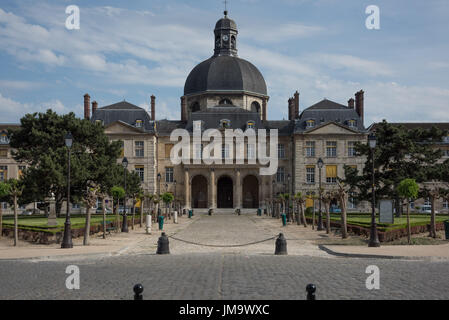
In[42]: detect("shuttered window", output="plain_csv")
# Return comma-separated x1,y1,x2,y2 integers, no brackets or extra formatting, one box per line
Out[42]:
326,165,337,184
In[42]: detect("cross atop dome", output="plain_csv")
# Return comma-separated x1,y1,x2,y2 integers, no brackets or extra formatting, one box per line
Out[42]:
214,9,238,57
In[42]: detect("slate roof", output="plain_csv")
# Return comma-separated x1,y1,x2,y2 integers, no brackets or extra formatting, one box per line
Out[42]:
215,16,237,31
295,99,366,133
91,101,154,133
184,55,267,96
369,122,449,131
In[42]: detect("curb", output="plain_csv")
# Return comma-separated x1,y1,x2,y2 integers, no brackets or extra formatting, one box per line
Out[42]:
318,244,445,261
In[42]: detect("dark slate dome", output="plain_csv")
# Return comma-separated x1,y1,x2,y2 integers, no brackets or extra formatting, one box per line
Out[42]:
215,16,237,30
184,55,268,96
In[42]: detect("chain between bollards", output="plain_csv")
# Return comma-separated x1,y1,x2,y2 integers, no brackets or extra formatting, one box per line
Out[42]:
133,284,144,300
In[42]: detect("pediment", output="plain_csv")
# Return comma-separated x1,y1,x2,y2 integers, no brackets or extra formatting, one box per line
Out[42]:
104,121,144,134
305,122,360,135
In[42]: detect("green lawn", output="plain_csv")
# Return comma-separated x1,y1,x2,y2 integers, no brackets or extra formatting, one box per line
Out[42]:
1,214,141,233
307,213,449,232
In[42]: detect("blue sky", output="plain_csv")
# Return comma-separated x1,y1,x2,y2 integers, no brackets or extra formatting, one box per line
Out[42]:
0,0,448,126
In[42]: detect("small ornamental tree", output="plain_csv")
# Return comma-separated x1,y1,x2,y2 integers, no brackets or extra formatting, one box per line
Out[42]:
161,192,174,218
397,179,419,244
110,186,125,232
0,179,24,246
294,192,307,227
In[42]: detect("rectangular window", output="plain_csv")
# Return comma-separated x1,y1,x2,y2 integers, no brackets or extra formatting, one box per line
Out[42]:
72,203,80,209
278,144,285,159
326,141,337,158
424,198,431,206
165,167,174,183
0,149,7,158
135,165,145,182
443,200,448,209
165,144,174,158
222,144,230,159
247,144,255,159
0,166,7,182
326,165,337,184
305,141,315,157
276,167,285,183
306,166,315,184
135,141,144,157
348,141,357,157
135,120,143,128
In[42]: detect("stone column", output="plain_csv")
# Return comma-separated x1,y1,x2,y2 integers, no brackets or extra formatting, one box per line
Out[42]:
47,194,57,226
184,169,190,209
236,169,242,208
210,169,216,209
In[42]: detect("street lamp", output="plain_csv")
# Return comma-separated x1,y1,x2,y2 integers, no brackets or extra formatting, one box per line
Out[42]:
368,133,380,247
61,132,73,248
174,180,177,212
157,173,161,216
272,179,276,217
287,174,291,221
122,157,129,233
317,158,324,231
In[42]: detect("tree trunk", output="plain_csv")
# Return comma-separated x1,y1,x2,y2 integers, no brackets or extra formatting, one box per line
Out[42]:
83,205,91,245
0,205,3,239
325,203,331,234
340,198,348,239
131,198,135,230
102,197,106,239
406,200,411,244
300,203,307,227
140,199,144,228
429,196,436,238
296,202,300,225
312,204,315,230
395,196,401,218
14,195,18,246
56,200,62,218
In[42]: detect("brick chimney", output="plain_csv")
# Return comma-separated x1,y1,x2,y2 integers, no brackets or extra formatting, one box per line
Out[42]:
294,91,300,118
288,98,294,120
181,96,187,121
151,95,156,121
348,98,355,109
92,101,98,117
355,90,364,126
84,94,90,120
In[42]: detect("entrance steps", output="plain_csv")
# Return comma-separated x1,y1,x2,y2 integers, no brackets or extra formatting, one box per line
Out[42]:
190,208,258,215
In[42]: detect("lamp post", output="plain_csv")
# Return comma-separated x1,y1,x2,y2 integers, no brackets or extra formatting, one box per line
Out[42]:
174,180,177,212
317,158,324,231
122,157,129,233
272,179,276,217
61,132,73,248
157,173,161,216
368,133,380,247
287,174,291,221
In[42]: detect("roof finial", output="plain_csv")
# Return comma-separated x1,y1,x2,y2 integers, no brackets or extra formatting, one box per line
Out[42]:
223,0,228,16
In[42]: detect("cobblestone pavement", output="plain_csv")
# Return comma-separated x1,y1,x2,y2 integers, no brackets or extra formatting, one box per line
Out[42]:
1,213,448,300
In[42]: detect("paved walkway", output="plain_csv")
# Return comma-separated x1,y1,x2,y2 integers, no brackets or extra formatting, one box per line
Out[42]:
1,213,448,260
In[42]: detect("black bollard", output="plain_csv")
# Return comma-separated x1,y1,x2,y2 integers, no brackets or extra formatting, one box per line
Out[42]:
306,284,316,300
274,233,287,255
133,284,144,300
156,232,170,254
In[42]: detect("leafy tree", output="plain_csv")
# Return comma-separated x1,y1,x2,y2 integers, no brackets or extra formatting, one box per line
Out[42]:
8,110,121,216
0,182,12,239
344,120,445,217
334,182,350,239
161,192,174,218
0,179,24,246
397,179,419,244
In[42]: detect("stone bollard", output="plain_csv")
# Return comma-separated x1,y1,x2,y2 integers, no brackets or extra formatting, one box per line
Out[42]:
281,213,287,226
156,232,170,254
306,284,316,300
133,284,144,300
174,211,178,224
208,208,213,216
145,215,152,234
158,216,164,230
274,233,287,255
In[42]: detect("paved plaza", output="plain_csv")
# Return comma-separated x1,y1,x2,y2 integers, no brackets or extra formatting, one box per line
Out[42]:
0,213,448,300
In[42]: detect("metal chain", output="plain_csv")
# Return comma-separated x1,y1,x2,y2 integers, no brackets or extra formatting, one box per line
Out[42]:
167,235,277,248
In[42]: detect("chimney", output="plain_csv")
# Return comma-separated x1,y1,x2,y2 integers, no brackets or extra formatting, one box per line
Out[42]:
92,101,98,117
355,90,364,126
151,95,156,121
294,91,300,118
288,98,294,121
262,98,267,121
84,94,90,120
348,98,355,109
181,96,187,121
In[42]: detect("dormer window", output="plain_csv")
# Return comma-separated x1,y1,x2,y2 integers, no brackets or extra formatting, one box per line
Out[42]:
306,120,316,128
220,119,231,129
348,120,357,128
247,121,255,129
95,120,103,126
135,120,143,128
219,98,233,105
0,132,8,144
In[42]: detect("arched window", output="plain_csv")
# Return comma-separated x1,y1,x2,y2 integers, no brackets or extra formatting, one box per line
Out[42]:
190,102,200,113
219,98,233,105
220,119,231,129
306,120,316,128
251,101,261,113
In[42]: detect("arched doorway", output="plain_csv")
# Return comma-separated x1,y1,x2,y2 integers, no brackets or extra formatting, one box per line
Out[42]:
217,176,233,208
242,175,259,208
191,175,208,208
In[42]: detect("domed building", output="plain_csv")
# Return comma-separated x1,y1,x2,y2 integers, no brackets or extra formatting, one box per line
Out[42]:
88,11,370,214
